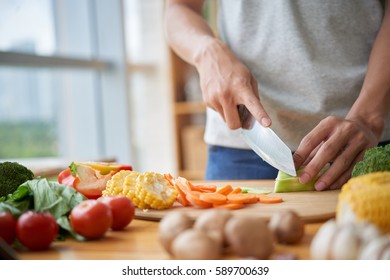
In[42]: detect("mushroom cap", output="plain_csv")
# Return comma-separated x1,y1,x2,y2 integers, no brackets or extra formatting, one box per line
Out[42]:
224,216,274,259
158,212,193,254
171,228,222,260
268,209,305,244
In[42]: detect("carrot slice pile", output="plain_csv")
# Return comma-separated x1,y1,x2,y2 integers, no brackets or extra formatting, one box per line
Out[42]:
166,174,284,210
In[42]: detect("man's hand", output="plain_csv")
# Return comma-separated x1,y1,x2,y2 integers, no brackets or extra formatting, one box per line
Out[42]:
294,3,390,191
165,0,271,129
293,116,378,191
194,39,271,129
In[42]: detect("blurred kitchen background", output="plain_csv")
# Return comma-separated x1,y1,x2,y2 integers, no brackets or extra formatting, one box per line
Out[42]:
0,0,217,179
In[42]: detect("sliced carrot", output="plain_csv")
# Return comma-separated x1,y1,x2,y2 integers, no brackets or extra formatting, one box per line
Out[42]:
199,192,227,205
185,180,215,192
186,191,212,208
174,184,190,207
176,193,190,206
164,173,174,185
198,185,218,193
257,194,284,204
175,177,191,189
174,180,191,193
189,183,217,193
216,184,234,195
185,179,196,190
227,193,257,204
228,187,242,194
214,203,246,210
173,178,193,207
245,194,259,204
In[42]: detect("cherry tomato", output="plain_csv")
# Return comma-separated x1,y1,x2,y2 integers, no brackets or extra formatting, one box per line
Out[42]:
16,211,59,251
69,200,112,239
98,196,135,231
0,211,17,244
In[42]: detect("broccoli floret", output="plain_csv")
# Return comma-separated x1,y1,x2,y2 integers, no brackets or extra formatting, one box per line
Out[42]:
0,161,35,197
351,144,390,177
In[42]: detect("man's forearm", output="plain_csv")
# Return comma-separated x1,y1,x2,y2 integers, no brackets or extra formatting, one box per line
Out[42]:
164,0,218,66
347,2,390,140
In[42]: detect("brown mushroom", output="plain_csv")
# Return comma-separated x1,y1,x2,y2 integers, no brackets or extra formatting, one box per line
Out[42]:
224,216,274,259
171,228,222,260
193,208,232,246
158,212,193,255
268,209,305,245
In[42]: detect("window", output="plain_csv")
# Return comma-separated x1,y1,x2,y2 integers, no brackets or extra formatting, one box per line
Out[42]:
0,0,175,175
123,0,175,173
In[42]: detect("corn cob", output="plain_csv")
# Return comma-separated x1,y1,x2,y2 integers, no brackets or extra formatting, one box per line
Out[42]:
121,171,150,209
336,171,390,233
102,170,134,197
102,169,148,208
135,172,178,210
104,170,178,210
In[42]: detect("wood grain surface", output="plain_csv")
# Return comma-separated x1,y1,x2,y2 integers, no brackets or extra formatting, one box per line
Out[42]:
135,180,340,223
18,219,324,260
16,180,339,260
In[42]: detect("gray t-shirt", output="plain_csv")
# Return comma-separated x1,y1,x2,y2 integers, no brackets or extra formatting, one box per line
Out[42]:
204,0,390,151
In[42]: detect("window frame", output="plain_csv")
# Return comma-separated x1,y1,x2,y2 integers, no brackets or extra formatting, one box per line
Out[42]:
0,0,138,171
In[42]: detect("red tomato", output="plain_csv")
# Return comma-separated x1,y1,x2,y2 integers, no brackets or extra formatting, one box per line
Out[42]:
0,211,17,244
69,200,112,239
98,196,135,231
16,211,58,251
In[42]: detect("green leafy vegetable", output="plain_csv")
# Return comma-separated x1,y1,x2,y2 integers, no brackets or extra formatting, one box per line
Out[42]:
352,144,390,177
0,178,86,239
274,164,330,193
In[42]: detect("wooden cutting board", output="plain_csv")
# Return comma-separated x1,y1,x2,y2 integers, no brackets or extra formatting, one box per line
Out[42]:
135,180,340,223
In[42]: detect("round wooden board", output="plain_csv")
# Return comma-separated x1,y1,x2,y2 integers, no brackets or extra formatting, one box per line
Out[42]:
135,180,340,223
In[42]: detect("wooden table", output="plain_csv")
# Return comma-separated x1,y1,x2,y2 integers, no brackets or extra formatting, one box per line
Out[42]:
16,217,323,260
16,180,336,260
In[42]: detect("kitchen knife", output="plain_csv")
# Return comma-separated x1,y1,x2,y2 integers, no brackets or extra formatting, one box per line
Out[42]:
238,105,297,176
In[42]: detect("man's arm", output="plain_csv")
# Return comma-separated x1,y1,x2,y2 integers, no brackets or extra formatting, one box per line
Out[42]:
294,1,390,190
164,0,271,129
164,0,213,65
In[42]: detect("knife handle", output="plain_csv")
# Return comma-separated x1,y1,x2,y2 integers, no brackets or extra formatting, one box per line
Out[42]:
237,105,255,129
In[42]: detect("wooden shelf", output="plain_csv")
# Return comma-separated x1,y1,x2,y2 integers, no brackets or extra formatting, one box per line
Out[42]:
178,169,206,181
174,101,206,115
169,2,217,180
170,52,207,180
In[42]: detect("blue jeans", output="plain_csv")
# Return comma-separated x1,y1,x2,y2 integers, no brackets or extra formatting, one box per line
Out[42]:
205,140,390,180
205,145,279,180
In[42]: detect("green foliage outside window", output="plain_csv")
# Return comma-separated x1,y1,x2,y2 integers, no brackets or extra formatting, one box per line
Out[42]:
0,121,57,158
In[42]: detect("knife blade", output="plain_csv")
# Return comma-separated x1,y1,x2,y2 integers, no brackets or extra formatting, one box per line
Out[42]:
238,105,296,176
